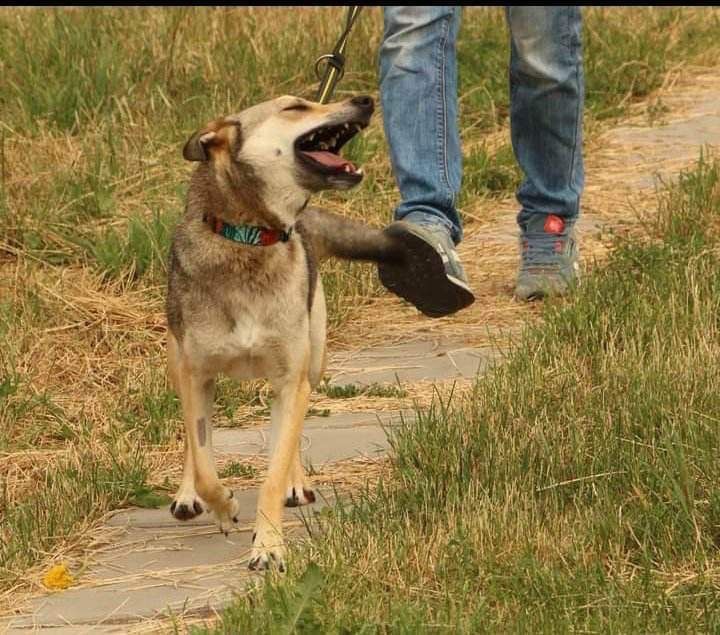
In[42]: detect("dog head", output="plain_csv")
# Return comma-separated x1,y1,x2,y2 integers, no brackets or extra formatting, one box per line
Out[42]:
183,95,373,223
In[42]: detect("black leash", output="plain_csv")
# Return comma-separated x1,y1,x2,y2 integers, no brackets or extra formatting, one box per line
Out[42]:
315,6,363,104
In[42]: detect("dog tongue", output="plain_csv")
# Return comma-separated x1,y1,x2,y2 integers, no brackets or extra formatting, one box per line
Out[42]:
302,150,356,172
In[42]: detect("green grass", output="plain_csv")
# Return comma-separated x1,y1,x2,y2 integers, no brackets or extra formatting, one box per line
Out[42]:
119,378,180,446
459,143,521,206
1,5,720,602
2,8,719,276
318,380,408,400
0,433,149,587
199,157,720,632
219,461,259,480
88,209,178,282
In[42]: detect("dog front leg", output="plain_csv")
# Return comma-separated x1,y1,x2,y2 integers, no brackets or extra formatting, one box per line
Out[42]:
249,370,311,570
168,333,204,521
177,363,239,535
270,391,315,509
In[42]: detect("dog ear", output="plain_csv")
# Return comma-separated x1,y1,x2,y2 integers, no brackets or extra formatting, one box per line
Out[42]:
182,130,218,162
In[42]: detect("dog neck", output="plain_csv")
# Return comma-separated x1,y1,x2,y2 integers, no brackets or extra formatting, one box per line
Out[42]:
192,162,302,233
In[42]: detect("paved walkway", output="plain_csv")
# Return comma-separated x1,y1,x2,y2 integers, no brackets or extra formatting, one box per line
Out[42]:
4,69,720,634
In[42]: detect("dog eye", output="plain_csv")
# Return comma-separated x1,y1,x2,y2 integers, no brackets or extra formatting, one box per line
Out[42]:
283,103,310,112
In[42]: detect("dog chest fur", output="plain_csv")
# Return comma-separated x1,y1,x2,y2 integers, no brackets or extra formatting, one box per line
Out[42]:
184,278,310,381
170,224,310,379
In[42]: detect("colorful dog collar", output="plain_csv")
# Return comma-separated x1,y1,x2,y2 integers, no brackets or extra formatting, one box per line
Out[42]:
203,213,292,246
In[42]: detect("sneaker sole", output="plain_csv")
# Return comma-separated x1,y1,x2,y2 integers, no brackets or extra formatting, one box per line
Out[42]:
378,223,475,318
514,271,578,302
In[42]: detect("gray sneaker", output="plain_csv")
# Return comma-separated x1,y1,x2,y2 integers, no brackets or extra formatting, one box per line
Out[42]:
515,214,580,301
379,221,475,318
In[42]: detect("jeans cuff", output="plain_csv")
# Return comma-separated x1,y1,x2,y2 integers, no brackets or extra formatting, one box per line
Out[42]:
397,210,461,244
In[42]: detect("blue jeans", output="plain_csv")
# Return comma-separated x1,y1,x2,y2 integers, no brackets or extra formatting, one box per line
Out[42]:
379,6,584,243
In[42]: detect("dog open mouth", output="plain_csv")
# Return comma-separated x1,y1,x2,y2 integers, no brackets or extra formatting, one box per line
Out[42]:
295,120,366,181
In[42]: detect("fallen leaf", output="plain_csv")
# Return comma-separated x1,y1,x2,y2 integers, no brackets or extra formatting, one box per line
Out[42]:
42,563,74,590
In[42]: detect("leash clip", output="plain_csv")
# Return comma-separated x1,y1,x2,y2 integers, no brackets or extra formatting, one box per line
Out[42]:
314,6,363,104
314,53,346,83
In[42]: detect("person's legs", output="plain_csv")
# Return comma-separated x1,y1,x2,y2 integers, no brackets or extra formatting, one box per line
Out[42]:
506,6,585,300
378,6,474,317
380,5,463,242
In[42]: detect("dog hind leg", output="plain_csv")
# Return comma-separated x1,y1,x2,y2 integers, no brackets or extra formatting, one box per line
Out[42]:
284,286,326,508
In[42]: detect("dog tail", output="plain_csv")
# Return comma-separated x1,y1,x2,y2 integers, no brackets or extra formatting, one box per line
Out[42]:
296,206,402,263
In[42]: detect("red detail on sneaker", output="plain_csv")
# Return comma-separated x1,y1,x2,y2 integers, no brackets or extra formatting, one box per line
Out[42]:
554,240,564,253
544,214,565,234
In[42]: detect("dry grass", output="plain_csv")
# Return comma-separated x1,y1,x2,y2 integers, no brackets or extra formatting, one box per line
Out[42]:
2,6,720,619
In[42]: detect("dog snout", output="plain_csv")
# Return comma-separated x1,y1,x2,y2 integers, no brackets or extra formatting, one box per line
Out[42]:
350,95,374,113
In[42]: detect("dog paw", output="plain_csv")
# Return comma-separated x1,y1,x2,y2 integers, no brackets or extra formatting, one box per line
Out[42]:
210,489,241,536
170,497,204,521
284,486,316,508
248,531,286,572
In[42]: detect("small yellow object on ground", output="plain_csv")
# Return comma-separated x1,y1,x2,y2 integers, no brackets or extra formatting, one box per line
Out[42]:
42,563,74,590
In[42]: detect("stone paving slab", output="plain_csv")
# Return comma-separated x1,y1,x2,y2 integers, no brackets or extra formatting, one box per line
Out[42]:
212,409,409,466
88,526,254,577
7,565,247,631
7,498,330,632
106,488,338,531
327,341,498,386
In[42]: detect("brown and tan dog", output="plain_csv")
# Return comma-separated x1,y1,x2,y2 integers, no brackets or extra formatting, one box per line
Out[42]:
166,95,400,570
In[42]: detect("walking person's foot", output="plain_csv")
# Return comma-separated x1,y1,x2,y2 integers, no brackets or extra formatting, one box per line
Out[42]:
379,220,475,318
514,213,580,301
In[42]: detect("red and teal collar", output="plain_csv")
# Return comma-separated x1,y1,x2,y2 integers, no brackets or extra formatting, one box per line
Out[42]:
203,213,292,246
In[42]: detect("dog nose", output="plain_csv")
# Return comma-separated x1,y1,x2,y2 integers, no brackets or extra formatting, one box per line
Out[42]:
350,95,374,111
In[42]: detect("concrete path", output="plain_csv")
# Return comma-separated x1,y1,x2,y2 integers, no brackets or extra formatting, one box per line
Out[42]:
3,341,491,633
4,70,720,634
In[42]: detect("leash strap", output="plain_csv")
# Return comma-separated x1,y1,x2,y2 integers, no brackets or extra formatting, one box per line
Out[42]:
203,213,292,246
315,6,363,104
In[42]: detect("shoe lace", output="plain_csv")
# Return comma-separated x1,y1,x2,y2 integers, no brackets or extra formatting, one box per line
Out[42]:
520,231,573,271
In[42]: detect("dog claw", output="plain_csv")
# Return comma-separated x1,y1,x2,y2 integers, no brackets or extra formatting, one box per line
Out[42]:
249,529,286,572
